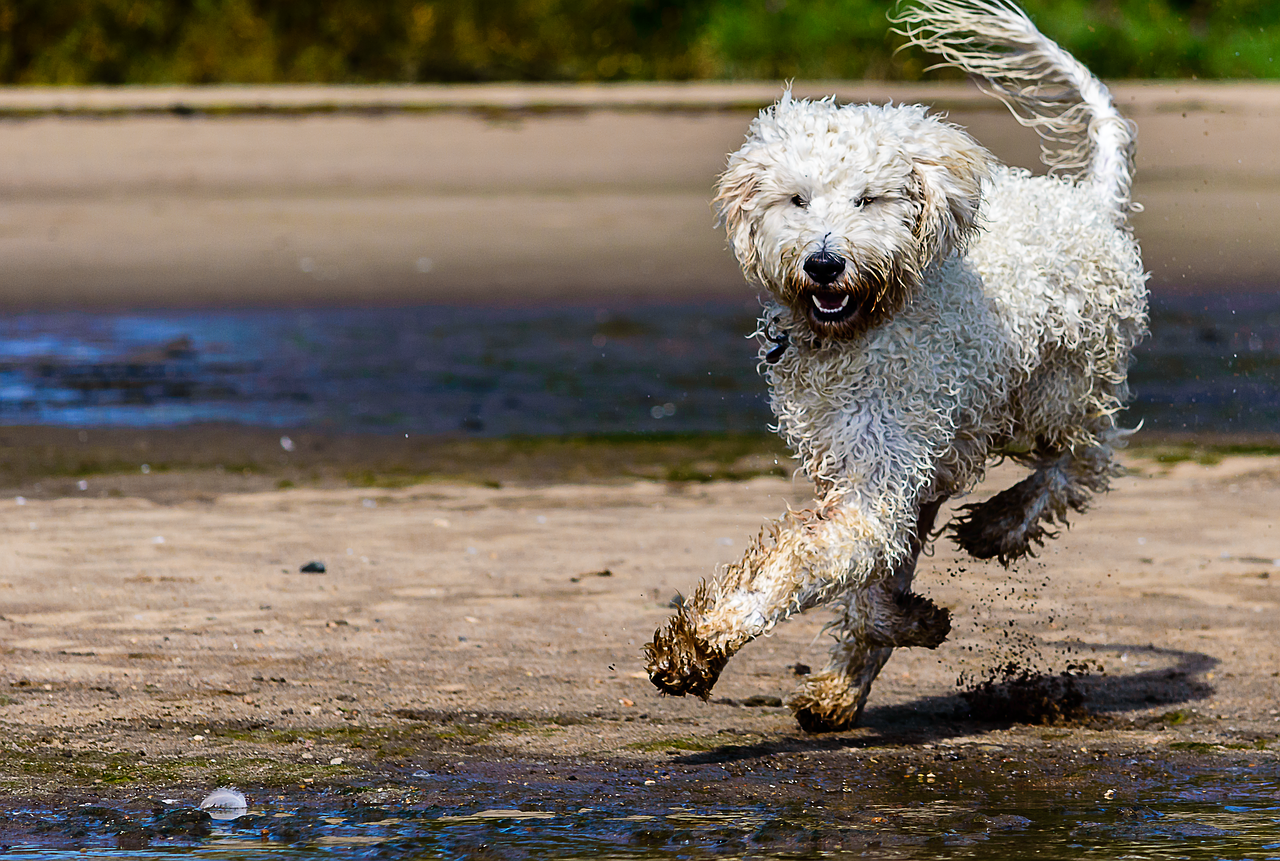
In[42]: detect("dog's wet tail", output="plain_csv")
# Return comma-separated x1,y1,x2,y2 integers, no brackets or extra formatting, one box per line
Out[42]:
892,0,1136,221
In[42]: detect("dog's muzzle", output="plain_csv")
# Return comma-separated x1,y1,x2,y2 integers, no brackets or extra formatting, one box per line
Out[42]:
797,251,873,335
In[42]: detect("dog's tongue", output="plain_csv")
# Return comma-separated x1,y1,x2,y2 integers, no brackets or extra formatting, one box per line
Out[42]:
812,292,850,314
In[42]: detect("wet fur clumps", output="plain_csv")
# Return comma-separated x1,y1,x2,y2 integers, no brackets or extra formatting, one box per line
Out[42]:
959,662,1091,726
949,470,1086,565
644,609,729,700
786,672,867,733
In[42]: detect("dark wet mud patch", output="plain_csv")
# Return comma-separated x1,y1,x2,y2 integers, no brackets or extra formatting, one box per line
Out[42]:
957,662,1094,727
949,643,1217,731
0,424,792,502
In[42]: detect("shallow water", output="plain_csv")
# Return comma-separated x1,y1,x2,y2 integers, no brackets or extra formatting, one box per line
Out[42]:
1133,292,1280,436
0,303,764,436
0,292,1275,438
3,764,1277,859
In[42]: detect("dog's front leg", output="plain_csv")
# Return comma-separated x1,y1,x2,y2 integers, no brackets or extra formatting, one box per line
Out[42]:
645,495,919,700
787,500,946,731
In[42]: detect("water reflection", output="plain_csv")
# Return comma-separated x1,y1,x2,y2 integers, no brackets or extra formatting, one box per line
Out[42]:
1133,292,1280,435
3,766,1278,859
0,293,1274,438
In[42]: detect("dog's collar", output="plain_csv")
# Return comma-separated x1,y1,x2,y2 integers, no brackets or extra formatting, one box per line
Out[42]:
764,326,790,364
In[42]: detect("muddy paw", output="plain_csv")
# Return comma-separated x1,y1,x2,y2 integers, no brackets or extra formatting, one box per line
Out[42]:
892,591,952,648
785,673,863,733
643,611,728,700
949,467,1087,565
950,496,1050,564
864,591,952,649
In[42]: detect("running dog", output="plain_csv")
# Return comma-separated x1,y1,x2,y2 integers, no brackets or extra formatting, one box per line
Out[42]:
645,0,1147,731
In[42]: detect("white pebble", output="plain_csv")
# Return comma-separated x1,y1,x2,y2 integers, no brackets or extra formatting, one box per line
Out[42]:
199,787,248,820
199,787,244,809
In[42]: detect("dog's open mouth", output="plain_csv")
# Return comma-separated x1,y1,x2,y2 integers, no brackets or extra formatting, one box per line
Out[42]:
794,286,888,339
788,268,906,339
809,289,854,322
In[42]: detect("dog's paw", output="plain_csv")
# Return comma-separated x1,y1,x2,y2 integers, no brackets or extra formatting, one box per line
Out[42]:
949,471,1058,565
643,612,728,700
892,591,951,648
864,590,951,649
950,503,1046,564
785,673,863,733
950,459,1100,565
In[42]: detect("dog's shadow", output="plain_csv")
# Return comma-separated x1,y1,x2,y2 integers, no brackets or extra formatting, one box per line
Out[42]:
673,642,1216,764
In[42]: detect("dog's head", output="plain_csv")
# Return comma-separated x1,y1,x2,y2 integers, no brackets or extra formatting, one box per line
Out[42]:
715,95,992,340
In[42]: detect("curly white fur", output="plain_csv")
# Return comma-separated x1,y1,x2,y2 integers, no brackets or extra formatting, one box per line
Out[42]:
645,0,1147,731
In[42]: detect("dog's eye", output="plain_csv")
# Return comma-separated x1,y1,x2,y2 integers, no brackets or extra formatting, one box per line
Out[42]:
855,195,877,208
790,195,808,208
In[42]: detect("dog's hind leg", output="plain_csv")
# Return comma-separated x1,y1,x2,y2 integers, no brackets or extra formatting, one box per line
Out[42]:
949,443,1119,565
786,500,948,732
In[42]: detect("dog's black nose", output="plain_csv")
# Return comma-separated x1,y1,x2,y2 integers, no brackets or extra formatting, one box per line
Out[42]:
803,251,846,285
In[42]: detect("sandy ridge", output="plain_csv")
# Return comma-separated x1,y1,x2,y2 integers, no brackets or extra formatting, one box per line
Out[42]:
0,80,1276,115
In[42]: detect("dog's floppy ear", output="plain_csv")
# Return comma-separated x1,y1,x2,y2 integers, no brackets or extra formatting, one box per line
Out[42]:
713,150,765,278
908,127,992,266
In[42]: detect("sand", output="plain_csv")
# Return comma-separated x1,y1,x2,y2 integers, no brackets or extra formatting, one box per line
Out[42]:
0,448,1277,804
0,81,1275,308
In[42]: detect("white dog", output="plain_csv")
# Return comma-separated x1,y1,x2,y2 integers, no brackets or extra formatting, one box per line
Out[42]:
645,0,1148,731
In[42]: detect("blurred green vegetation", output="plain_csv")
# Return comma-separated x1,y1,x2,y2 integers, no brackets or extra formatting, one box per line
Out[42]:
0,0,1276,84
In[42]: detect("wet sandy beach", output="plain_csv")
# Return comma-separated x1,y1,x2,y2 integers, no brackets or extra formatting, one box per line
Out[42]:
0,446,1276,829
